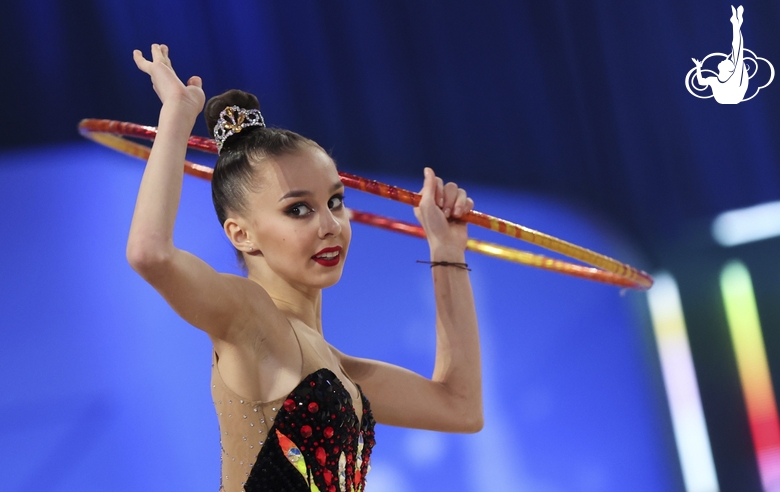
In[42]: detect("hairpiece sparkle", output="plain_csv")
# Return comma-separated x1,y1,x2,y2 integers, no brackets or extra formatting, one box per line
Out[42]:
213,106,265,152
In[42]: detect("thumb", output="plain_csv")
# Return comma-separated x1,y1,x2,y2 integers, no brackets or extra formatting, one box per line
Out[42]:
418,167,436,204
187,75,203,88
133,49,151,72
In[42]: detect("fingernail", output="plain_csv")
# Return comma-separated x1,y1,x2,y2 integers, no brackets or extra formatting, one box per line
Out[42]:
444,208,451,217
438,197,444,206
454,206,461,216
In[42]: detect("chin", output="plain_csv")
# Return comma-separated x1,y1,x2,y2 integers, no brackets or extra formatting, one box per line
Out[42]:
300,266,345,290
320,270,345,289
309,253,347,288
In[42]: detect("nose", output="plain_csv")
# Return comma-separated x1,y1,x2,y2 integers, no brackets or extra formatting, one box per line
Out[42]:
319,207,342,238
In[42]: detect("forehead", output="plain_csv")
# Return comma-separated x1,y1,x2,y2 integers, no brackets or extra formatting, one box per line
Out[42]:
258,147,341,197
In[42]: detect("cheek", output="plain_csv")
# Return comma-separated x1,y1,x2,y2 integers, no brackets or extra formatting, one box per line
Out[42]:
341,219,352,251
343,219,352,242
271,222,318,253
273,229,304,251
255,219,296,251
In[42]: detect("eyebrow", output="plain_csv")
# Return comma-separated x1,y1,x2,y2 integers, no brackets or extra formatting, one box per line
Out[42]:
278,181,344,202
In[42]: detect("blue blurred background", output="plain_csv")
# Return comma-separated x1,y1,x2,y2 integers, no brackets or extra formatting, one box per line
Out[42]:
1,1,779,491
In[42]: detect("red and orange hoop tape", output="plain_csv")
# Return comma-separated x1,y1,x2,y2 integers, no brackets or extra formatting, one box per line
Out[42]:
78,119,653,290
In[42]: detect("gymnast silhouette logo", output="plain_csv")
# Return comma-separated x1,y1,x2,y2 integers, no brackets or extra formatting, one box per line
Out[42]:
685,5,774,104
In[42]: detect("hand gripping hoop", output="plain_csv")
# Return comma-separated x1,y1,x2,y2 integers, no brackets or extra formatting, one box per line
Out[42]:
78,119,653,290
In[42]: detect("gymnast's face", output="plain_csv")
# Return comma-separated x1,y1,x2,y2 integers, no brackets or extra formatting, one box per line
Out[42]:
235,146,351,290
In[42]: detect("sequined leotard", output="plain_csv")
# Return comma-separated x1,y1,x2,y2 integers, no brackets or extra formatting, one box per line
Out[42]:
212,321,376,492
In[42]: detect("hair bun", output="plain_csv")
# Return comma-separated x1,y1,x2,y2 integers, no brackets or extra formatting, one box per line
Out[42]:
204,89,261,138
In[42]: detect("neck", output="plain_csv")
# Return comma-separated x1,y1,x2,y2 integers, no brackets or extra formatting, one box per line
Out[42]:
247,272,324,335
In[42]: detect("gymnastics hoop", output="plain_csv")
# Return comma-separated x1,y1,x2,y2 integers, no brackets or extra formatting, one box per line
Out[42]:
78,119,653,290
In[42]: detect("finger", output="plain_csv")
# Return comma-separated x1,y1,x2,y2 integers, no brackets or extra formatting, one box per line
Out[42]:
452,189,469,217
442,182,459,217
133,49,152,73
434,177,443,207
150,43,162,63
160,44,173,69
187,75,203,88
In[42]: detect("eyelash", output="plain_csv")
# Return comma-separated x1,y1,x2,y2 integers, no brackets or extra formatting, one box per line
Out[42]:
286,193,345,218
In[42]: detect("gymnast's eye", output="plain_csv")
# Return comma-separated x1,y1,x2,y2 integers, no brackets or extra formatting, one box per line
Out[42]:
286,202,313,218
329,194,344,209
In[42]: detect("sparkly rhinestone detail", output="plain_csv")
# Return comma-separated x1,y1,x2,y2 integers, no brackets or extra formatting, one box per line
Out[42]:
237,368,376,492
213,106,265,153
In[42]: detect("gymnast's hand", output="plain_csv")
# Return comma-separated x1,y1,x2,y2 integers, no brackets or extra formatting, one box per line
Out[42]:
133,44,205,118
413,167,474,253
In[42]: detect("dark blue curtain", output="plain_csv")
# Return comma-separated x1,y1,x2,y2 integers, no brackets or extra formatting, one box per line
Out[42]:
3,0,780,264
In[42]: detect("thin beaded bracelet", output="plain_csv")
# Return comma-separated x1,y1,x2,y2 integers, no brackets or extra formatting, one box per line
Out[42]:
416,260,472,271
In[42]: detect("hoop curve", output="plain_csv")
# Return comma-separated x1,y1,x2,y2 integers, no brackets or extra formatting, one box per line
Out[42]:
78,119,653,290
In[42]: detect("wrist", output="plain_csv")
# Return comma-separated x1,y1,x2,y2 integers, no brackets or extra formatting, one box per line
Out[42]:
159,97,202,123
430,244,466,262
158,103,199,135
417,259,470,271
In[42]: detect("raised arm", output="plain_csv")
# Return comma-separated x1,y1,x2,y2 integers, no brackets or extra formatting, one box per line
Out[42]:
692,58,711,87
127,45,271,341
338,167,483,433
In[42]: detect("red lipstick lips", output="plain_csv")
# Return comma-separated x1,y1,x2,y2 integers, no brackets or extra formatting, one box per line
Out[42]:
312,246,342,267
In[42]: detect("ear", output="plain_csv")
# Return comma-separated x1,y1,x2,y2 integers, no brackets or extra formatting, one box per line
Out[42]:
224,217,259,254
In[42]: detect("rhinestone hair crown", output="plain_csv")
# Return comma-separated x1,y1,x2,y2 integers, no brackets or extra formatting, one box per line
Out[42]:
213,106,266,153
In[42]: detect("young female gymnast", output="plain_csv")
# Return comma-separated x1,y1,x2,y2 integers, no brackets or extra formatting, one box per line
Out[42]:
129,44,482,492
